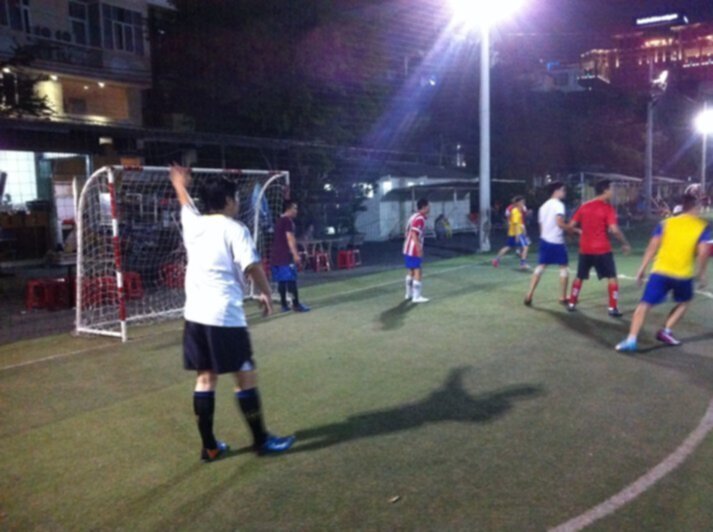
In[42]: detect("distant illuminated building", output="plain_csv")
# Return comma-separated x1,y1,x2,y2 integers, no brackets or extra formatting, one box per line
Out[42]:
579,12,713,93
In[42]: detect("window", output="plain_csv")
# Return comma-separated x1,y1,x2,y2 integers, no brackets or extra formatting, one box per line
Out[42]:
20,0,30,33
5,0,23,31
102,4,144,55
69,1,88,45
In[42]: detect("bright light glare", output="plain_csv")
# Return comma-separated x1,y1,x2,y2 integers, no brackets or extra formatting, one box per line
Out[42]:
695,109,713,135
449,0,525,28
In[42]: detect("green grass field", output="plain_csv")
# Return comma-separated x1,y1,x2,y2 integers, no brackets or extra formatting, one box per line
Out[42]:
2,250,713,530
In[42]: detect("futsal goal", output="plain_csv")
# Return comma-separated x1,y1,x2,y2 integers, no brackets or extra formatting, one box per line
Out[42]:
75,165,289,342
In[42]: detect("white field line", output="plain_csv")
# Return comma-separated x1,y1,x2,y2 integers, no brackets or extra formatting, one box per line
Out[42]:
550,398,713,532
618,274,713,301
0,263,474,372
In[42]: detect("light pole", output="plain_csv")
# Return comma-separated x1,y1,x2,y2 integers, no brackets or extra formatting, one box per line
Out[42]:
695,103,713,191
448,0,524,252
644,69,668,219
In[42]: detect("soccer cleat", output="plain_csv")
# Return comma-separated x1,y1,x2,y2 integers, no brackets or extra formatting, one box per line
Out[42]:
567,303,577,312
656,329,682,346
520,263,531,271
608,307,623,318
201,440,229,463
523,297,532,307
404,294,412,301
412,296,430,303
491,258,500,268
255,434,296,456
615,338,638,353
293,303,311,312
558,299,568,306
280,304,291,313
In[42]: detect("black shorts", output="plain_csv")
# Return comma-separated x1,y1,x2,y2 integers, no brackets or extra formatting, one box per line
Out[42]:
183,321,255,374
577,252,617,280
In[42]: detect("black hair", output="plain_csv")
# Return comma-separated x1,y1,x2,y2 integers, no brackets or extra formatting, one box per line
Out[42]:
595,179,612,196
681,193,699,212
547,181,565,196
199,177,237,213
417,198,429,210
512,195,525,204
283,199,297,213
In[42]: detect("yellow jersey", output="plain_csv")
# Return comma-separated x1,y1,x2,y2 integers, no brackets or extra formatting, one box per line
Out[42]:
651,214,711,279
507,206,524,237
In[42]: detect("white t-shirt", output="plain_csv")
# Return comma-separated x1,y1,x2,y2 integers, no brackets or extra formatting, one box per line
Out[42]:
181,205,260,327
538,198,566,245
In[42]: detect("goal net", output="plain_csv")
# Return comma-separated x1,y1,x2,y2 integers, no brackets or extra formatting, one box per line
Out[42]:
75,165,289,341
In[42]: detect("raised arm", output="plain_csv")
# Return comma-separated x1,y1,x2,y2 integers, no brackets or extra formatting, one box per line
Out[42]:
169,164,192,207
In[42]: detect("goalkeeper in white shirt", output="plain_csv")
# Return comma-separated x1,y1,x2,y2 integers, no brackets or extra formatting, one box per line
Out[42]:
170,165,294,462
524,181,576,307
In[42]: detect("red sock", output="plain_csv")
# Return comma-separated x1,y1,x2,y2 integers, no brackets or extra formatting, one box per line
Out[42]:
609,283,619,309
570,279,583,305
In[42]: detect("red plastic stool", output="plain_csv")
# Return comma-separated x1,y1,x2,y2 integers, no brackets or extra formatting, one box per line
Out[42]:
123,272,144,300
160,263,185,288
25,279,54,310
314,251,331,272
81,277,118,308
47,278,71,310
337,250,356,270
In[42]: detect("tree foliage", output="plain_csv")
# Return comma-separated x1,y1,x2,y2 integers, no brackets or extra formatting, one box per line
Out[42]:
0,44,53,118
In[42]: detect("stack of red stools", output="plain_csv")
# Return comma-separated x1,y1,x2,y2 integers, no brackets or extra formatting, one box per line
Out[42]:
25,278,72,311
337,250,356,270
160,263,185,288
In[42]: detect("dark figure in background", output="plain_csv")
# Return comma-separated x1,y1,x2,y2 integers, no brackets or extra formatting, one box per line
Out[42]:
271,200,310,313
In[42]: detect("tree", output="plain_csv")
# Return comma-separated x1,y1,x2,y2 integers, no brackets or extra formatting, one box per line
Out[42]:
0,44,53,118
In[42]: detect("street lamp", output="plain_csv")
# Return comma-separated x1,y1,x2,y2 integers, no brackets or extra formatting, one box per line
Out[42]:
695,104,713,191
448,0,525,252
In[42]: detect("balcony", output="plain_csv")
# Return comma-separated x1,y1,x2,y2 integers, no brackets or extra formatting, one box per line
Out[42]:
33,38,103,70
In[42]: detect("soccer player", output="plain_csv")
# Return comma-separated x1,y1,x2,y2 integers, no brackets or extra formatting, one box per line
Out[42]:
404,198,430,303
169,165,295,462
524,182,573,306
567,179,630,317
492,196,530,270
616,194,710,352
271,200,310,313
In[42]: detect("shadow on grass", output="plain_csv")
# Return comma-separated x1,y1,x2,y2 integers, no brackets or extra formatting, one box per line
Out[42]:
532,306,629,349
633,332,713,392
378,300,416,331
292,367,544,454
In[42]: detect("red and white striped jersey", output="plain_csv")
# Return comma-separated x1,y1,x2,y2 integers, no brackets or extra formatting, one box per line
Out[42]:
403,212,427,257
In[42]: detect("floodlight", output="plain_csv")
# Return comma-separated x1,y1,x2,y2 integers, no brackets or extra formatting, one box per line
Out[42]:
448,0,525,28
695,109,713,135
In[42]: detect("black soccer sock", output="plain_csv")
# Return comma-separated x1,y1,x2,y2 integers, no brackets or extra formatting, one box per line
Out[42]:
278,282,288,307
193,391,218,450
236,388,268,448
287,281,300,306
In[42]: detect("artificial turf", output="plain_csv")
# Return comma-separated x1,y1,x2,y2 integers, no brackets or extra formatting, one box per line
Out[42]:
1,250,713,530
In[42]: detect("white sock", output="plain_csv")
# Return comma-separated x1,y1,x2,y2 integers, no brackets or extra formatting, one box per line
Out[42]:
413,281,422,299
405,275,413,297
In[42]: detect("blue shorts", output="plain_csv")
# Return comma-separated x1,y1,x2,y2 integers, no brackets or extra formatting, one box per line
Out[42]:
507,235,529,248
641,273,694,306
271,265,298,282
404,255,423,269
538,240,568,266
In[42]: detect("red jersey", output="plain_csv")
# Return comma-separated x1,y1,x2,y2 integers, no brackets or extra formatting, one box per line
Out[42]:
403,212,426,257
572,199,617,255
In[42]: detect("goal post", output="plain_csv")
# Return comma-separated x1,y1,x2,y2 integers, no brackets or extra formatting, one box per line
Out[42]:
75,165,290,342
